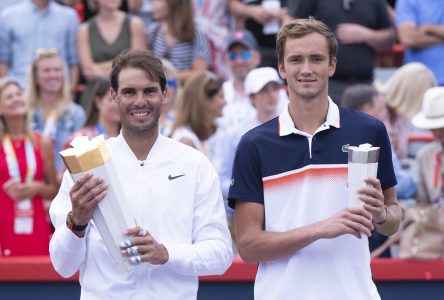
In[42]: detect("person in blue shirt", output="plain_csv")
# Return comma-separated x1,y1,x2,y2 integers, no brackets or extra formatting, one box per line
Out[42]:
0,0,79,90
395,0,444,86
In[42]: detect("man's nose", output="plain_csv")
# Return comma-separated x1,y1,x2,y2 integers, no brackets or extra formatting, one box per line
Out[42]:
300,60,312,74
134,91,146,104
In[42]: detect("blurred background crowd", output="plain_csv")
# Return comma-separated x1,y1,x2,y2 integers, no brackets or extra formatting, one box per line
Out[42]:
1,0,444,261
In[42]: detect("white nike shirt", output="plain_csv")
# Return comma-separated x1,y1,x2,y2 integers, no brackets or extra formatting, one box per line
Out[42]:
49,134,233,300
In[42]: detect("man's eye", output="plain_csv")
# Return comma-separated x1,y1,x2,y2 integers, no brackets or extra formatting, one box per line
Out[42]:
144,89,156,95
123,90,135,96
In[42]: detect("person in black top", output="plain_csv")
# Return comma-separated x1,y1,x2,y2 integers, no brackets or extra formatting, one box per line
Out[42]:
289,0,394,104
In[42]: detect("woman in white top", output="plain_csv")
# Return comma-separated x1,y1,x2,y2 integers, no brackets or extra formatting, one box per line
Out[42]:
171,71,225,158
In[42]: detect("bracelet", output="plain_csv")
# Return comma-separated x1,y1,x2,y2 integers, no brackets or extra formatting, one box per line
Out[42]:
373,206,388,225
66,211,89,232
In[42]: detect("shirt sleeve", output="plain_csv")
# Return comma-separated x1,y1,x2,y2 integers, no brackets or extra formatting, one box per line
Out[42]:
394,0,416,26
192,28,211,64
0,11,11,63
228,133,264,208
66,10,80,66
71,103,86,132
375,120,398,191
49,171,88,278
163,157,233,276
391,149,416,199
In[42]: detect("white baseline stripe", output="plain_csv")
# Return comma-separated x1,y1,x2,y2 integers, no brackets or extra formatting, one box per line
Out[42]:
262,164,347,181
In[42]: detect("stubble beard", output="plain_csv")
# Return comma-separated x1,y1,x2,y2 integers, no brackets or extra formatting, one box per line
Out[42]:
122,108,161,136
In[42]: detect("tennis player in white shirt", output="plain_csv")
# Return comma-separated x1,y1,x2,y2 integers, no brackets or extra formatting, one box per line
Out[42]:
49,49,233,300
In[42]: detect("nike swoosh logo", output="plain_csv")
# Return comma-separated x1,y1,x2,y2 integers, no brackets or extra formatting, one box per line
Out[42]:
168,174,186,180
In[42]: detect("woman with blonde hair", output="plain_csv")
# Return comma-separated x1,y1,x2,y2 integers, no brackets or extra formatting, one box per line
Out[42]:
378,62,437,159
171,71,225,159
0,79,58,256
148,0,211,83
26,50,86,175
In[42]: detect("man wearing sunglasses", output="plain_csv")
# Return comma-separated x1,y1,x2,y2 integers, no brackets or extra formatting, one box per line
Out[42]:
221,29,288,130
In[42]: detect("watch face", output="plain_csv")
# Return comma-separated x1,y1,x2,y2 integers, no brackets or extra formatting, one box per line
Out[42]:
66,212,88,231
66,214,73,229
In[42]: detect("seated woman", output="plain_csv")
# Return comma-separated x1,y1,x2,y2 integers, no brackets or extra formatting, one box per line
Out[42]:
171,71,225,161
64,79,120,147
0,79,58,256
26,50,86,177
412,87,444,206
78,0,146,108
148,0,211,83
378,63,437,159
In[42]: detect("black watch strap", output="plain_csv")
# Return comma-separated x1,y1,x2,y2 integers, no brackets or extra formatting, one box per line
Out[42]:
66,211,88,232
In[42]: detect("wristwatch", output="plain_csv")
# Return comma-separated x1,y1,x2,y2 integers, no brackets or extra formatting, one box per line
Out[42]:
66,211,88,232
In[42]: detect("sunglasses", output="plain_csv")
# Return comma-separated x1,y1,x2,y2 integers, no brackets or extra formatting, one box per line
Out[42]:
35,48,58,59
167,79,177,88
228,50,252,61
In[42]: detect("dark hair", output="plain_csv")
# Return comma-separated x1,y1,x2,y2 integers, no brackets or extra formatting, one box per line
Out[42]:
84,79,112,127
110,48,166,93
342,84,379,111
276,17,338,66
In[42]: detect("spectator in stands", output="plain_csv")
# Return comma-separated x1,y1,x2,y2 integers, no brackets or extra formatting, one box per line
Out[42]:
0,1,25,12
193,0,231,79
290,0,395,104
26,50,86,177
0,79,58,256
0,0,80,90
171,71,225,161
159,59,179,137
221,29,288,130
228,18,401,299
148,0,211,83
395,0,444,86
127,0,153,35
378,62,437,159
77,0,145,109
220,67,282,216
64,79,119,148
342,83,417,258
79,0,129,21
228,0,293,69
412,87,444,205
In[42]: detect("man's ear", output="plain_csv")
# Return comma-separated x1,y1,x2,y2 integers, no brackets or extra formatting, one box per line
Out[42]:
162,87,167,103
278,62,286,80
328,57,337,78
110,87,118,102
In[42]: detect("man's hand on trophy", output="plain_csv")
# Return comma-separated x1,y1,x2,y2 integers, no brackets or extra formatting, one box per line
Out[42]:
121,226,169,265
69,173,108,225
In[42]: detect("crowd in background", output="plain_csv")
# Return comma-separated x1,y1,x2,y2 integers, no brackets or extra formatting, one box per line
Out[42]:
0,0,444,260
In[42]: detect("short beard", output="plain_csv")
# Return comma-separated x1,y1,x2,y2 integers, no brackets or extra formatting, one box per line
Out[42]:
122,109,161,135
